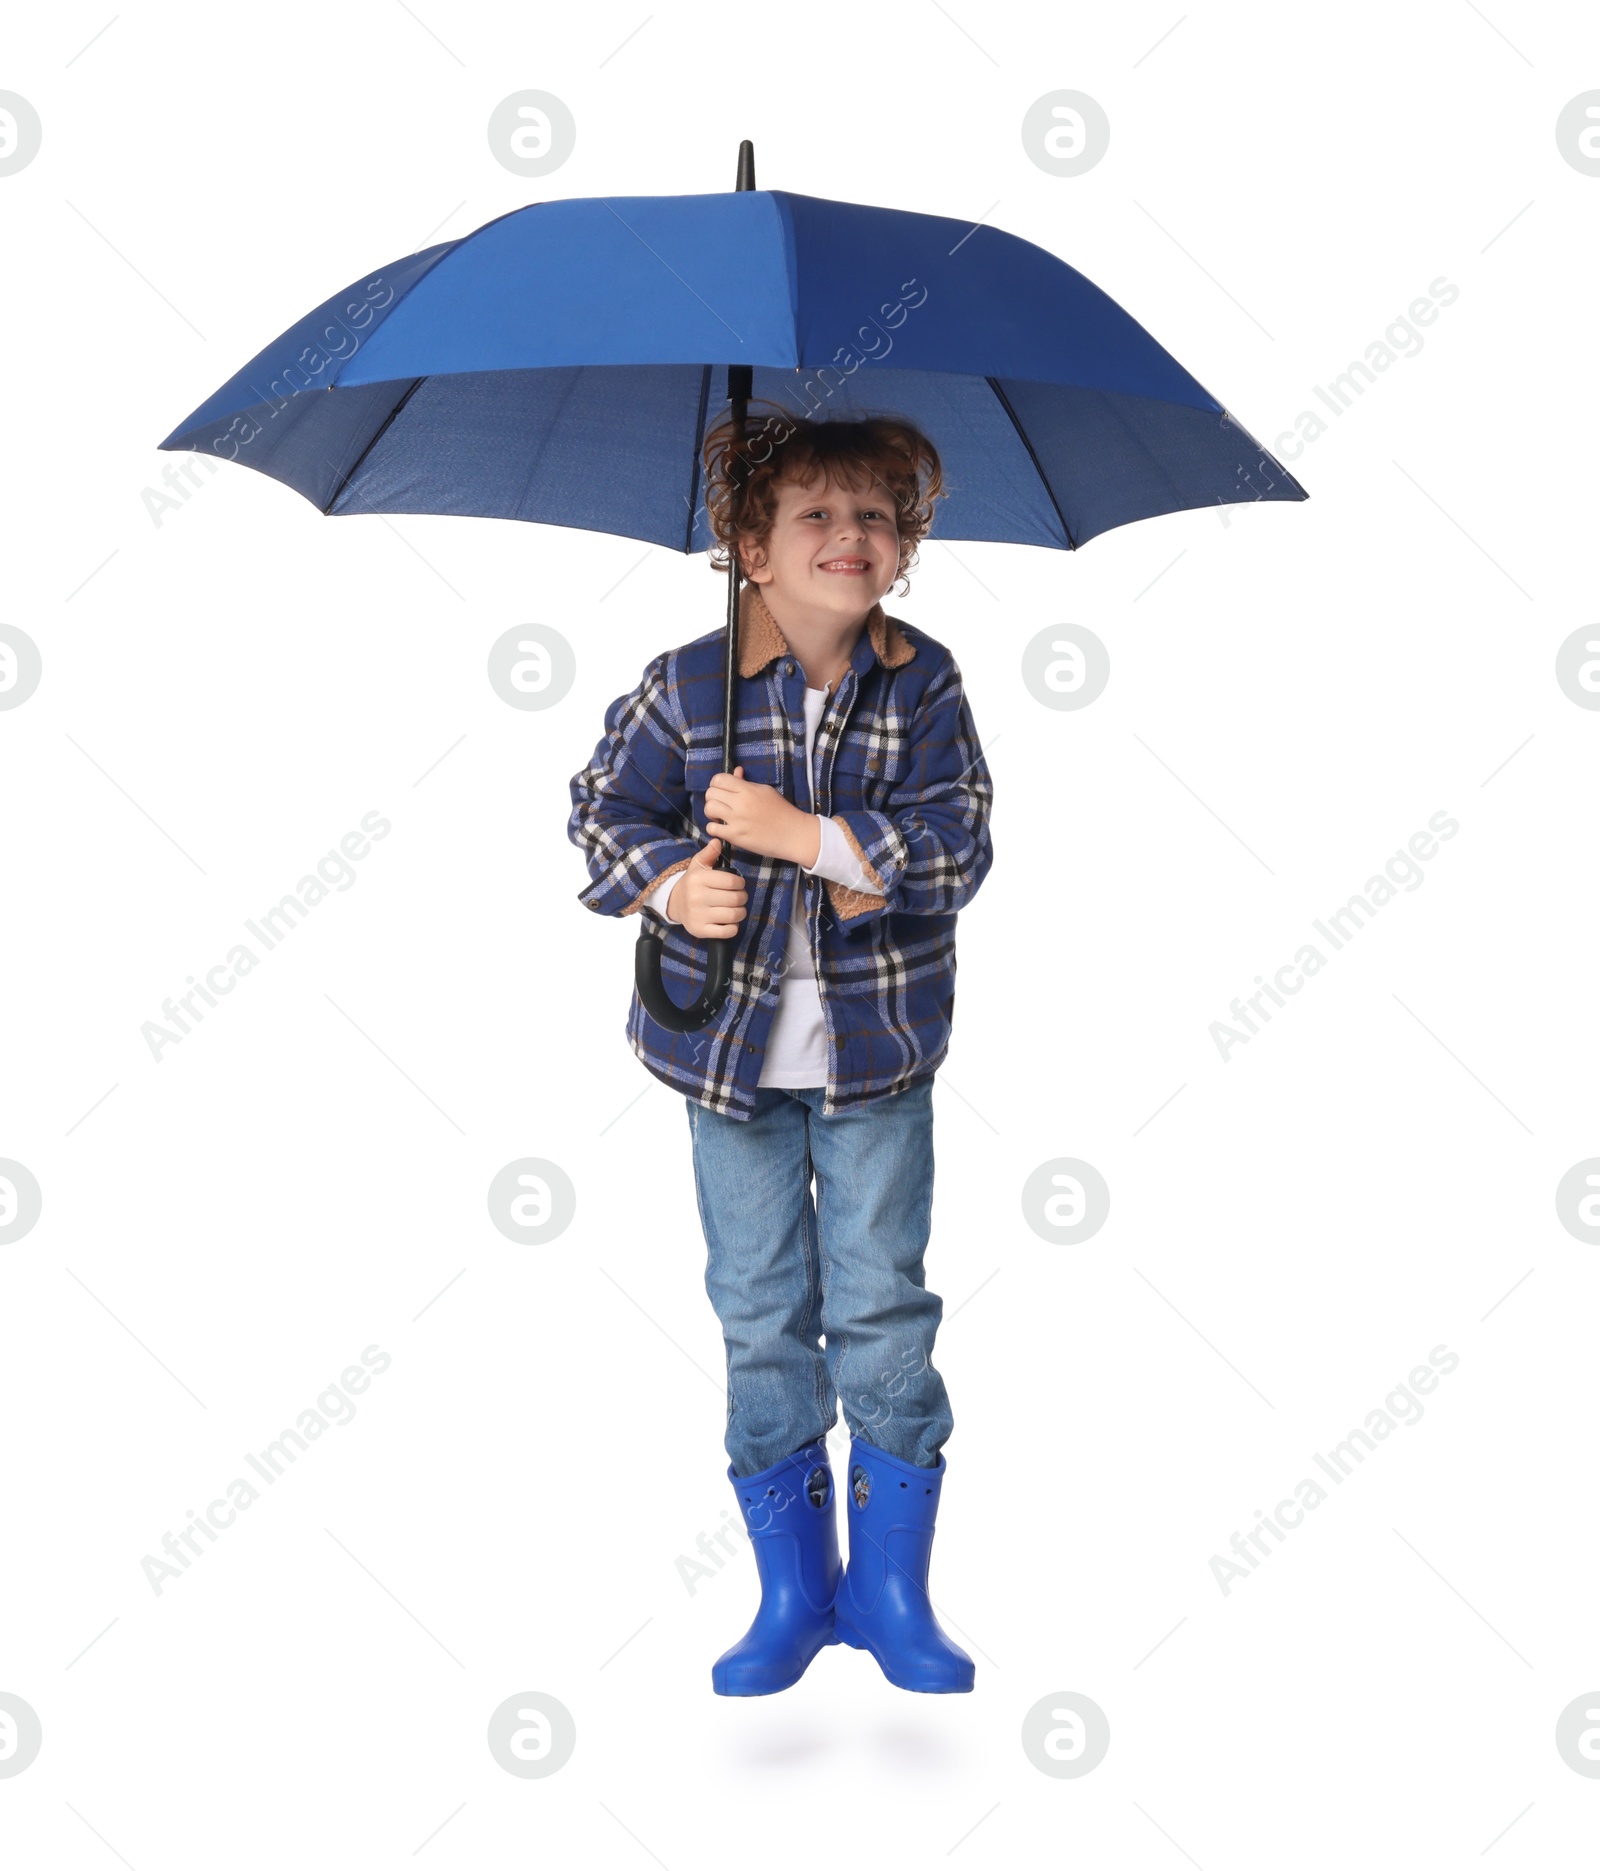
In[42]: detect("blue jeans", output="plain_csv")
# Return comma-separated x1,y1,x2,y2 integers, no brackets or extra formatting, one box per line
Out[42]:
685,1078,954,1479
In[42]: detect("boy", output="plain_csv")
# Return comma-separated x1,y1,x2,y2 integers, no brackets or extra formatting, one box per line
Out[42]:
568,408,994,1695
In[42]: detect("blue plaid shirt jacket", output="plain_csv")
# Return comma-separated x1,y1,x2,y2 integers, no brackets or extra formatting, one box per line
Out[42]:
568,582,995,1122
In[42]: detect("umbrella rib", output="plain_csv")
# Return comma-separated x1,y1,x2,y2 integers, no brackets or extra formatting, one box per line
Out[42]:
683,364,711,553
321,376,428,515
984,376,1077,551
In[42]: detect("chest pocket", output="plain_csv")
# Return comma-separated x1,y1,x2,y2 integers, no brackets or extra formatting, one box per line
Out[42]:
828,731,905,812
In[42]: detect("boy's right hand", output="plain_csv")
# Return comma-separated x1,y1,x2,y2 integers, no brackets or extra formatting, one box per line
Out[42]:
667,838,748,940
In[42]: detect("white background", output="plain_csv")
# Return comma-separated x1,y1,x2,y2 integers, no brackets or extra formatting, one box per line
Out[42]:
2,2,1596,1865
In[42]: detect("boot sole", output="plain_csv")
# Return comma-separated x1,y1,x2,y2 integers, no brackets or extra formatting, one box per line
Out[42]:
835,1618,975,1693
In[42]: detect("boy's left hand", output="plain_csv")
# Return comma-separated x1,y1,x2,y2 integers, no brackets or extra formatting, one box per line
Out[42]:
704,767,819,866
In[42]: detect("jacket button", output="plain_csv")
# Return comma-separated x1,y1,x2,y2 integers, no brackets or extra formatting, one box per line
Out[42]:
784,661,794,676
745,1040,756,1053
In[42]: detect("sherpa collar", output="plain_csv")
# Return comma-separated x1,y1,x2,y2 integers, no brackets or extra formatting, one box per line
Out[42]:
737,580,917,681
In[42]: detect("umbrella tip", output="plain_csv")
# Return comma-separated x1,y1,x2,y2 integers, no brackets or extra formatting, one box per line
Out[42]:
735,140,755,191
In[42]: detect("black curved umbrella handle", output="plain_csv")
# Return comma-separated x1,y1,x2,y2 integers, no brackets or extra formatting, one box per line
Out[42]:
631,624,744,1030
630,139,759,1038
633,890,738,1031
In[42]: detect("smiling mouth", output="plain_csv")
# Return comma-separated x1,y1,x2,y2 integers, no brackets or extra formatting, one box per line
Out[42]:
819,559,870,573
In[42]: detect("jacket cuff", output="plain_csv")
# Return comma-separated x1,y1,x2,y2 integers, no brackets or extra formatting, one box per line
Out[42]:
804,813,878,891
640,863,687,923
823,813,902,927
618,852,695,919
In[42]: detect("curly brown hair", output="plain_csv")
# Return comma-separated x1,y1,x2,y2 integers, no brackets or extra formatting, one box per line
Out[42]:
701,402,946,599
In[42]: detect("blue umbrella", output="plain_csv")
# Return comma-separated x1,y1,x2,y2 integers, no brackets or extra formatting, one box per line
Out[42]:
160,141,1306,1027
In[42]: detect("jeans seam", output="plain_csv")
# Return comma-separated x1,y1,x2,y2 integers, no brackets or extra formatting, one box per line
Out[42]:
798,1128,832,1428
815,1188,849,1440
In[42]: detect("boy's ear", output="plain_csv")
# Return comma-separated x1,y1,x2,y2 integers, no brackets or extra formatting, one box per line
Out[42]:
735,532,766,580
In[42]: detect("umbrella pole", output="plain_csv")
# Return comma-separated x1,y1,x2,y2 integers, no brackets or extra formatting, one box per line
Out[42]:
633,140,756,1034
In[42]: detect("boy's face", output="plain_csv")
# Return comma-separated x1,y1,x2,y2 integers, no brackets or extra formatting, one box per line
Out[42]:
738,468,903,623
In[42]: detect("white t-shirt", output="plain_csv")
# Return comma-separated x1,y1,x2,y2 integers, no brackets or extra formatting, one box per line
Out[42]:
644,682,883,1087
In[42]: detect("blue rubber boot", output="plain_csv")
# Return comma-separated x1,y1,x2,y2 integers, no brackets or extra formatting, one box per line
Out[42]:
835,1436,975,1693
712,1441,841,1696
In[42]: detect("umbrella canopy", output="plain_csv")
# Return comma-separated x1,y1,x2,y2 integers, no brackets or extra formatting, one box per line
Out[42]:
158,187,1306,549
